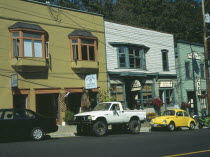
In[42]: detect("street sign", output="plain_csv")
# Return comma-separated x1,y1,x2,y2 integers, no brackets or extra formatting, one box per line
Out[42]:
196,78,201,96
11,74,18,88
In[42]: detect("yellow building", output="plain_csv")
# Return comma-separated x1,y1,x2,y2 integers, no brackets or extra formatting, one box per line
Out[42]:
0,0,107,124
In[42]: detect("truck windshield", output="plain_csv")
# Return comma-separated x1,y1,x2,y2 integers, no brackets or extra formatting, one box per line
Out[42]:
162,110,175,116
92,103,112,111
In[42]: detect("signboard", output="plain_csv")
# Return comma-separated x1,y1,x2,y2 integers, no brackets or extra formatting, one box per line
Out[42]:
131,80,141,91
196,78,201,96
188,52,201,60
11,74,18,88
85,74,97,89
159,81,173,88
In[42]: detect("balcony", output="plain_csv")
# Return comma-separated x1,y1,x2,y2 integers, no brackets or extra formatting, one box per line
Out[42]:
71,61,99,73
11,58,49,72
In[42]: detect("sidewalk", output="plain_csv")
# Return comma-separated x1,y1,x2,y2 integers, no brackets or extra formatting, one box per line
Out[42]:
49,122,151,138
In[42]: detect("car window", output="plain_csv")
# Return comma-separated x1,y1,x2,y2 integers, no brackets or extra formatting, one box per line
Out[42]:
3,111,13,120
176,111,183,117
184,112,189,117
162,110,175,116
15,110,35,119
111,104,120,111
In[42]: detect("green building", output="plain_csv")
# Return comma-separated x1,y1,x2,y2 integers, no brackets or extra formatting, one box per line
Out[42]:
176,41,208,116
0,0,107,124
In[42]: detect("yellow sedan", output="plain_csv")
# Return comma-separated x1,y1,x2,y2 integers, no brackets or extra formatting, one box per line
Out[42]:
150,109,196,131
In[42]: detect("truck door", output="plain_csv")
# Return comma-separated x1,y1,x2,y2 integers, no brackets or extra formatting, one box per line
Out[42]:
110,103,123,123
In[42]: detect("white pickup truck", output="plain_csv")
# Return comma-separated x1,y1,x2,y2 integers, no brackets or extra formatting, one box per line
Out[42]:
73,102,146,136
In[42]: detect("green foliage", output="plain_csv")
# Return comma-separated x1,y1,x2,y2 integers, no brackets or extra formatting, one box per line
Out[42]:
98,89,115,103
63,110,74,124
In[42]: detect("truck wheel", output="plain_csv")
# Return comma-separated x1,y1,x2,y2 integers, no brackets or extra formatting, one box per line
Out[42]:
77,125,84,136
128,120,141,134
93,121,108,137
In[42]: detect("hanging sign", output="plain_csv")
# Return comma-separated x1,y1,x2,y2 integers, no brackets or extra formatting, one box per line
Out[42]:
131,80,141,91
11,74,18,88
85,74,97,89
159,81,172,88
188,52,201,60
196,78,201,96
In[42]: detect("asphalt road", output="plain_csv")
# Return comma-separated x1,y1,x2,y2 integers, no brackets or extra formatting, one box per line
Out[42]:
0,128,210,157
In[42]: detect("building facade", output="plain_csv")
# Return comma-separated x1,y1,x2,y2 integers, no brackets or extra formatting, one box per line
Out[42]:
105,21,178,113
0,0,107,123
175,41,208,116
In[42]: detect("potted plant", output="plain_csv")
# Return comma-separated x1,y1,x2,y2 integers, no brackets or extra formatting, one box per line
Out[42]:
181,102,190,111
150,98,163,116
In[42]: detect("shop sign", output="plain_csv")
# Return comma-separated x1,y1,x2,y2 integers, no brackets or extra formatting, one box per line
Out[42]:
188,52,201,60
159,81,172,88
11,74,18,88
131,80,141,91
196,78,201,96
85,74,97,89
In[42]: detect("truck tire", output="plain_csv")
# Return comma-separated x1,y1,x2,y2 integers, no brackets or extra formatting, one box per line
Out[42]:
128,120,141,134
93,121,108,137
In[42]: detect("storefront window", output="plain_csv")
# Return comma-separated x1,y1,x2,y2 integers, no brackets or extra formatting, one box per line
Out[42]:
110,84,124,106
159,89,174,106
142,84,153,108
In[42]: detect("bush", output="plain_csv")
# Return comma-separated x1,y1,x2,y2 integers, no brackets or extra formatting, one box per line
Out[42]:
63,110,74,125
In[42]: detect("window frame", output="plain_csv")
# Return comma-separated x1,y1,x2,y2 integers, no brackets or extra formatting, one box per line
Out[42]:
185,62,190,80
162,49,169,71
200,63,205,79
10,29,47,58
70,36,98,61
117,46,146,69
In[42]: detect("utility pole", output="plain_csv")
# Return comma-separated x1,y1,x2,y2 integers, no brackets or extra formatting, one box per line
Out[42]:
202,0,210,114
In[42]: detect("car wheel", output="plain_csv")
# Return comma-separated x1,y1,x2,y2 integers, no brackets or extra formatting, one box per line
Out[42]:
31,127,44,141
93,121,108,137
128,120,141,134
168,122,175,131
189,122,195,130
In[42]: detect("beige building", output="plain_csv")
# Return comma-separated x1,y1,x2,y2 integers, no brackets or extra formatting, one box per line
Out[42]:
0,0,107,124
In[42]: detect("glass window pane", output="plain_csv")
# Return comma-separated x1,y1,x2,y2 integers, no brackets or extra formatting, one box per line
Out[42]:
89,46,95,60
72,39,78,43
129,58,134,68
72,45,78,60
12,32,19,37
23,33,42,39
116,85,123,92
34,40,42,57
119,47,126,68
136,58,140,68
81,45,88,60
13,39,20,57
24,39,32,57
81,39,94,44
135,49,140,56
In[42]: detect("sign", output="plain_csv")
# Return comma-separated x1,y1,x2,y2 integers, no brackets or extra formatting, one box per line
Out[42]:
188,52,201,60
205,13,210,23
131,80,141,91
159,81,173,88
196,78,201,96
11,74,18,88
85,74,97,89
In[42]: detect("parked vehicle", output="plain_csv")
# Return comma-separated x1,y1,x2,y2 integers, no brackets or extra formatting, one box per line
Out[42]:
150,109,196,131
0,109,58,141
193,111,210,129
73,102,146,136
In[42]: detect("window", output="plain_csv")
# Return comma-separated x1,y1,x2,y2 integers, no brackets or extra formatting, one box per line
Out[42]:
142,84,153,108
11,32,46,58
176,111,183,117
159,89,174,106
110,84,124,105
185,62,190,79
69,30,97,61
162,50,169,71
118,47,146,69
184,112,189,117
200,64,205,79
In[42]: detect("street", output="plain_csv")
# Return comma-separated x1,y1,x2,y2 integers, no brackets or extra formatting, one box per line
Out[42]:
0,128,210,157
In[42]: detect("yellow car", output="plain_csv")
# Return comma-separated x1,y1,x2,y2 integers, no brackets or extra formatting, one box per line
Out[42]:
150,109,196,131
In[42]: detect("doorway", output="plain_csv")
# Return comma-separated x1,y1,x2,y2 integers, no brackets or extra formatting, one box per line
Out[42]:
13,94,28,109
36,94,59,118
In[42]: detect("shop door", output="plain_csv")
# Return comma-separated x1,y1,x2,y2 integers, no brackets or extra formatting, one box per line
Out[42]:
36,94,59,118
187,91,196,115
13,94,28,109
67,93,82,114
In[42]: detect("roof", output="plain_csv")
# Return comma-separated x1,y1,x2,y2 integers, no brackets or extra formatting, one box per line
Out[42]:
8,22,46,31
68,30,96,38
